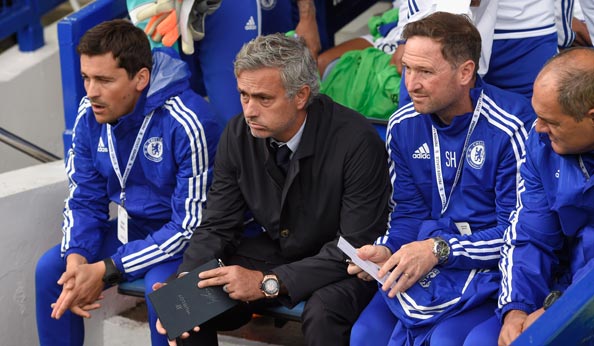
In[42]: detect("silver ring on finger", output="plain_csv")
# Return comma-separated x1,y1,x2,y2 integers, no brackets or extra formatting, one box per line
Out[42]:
222,284,229,293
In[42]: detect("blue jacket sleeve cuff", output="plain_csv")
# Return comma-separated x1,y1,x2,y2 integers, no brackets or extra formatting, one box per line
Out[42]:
382,238,397,254
110,255,127,279
64,248,93,263
498,302,534,323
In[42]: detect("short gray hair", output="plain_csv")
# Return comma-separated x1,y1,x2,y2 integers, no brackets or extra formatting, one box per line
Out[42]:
541,48,594,121
234,33,320,105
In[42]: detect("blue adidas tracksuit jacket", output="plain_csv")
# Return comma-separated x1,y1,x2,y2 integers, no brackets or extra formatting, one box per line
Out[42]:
498,129,594,318
61,48,222,281
374,77,535,344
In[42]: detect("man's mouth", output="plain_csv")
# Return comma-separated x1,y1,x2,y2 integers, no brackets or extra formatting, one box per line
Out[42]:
91,103,106,112
248,121,265,130
410,93,427,100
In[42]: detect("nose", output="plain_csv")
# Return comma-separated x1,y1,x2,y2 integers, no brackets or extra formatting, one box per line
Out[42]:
534,118,548,134
243,98,259,118
85,79,100,99
404,69,420,93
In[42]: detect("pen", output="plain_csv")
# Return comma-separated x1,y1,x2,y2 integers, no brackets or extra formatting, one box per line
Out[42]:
217,258,225,267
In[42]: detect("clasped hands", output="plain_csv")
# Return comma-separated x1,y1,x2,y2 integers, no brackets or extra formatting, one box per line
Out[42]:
155,264,266,345
347,239,438,296
498,308,545,346
51,254,105,320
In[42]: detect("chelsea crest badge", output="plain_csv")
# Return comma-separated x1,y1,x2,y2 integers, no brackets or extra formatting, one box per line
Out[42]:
260,0,276,10
466,141,485,169
144,137,163,162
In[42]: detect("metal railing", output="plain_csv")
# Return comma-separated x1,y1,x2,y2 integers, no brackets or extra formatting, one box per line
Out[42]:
0,126,61,162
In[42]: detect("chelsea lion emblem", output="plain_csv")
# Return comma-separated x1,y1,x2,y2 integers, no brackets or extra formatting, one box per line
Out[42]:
466,141,485,169
260,0,276,10
144,137,163,162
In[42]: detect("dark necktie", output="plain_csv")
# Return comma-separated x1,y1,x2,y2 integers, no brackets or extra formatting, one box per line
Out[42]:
271,142,292,175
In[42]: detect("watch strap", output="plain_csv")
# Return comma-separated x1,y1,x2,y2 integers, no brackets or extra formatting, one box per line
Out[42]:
102,257,123,285
543,290,563,310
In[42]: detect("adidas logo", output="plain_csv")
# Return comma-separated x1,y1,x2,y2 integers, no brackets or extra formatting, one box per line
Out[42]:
244,16,257,31
97,137,108,153
412,143,430,159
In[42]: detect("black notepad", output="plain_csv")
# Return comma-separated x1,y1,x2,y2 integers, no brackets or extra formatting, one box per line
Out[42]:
148,259,238,340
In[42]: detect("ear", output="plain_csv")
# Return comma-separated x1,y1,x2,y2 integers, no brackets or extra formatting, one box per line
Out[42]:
458,60,476,86
294,85,311,110
135,67,150,91
587,107,594,126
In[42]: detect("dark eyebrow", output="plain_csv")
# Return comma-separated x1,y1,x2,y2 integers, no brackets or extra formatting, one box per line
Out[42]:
81,73,115,82
238,89,273,99
537,116,559,126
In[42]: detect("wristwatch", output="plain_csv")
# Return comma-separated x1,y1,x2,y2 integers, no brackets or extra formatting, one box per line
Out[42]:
432,237,450,265
102,258,124,285
260,272,280,298
543,290,563,310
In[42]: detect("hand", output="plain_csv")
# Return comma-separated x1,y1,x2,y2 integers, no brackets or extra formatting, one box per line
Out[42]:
198,265,265,302
153,282,199,345
51,256,106,319
156,318,198,346
389,44,405,75
572,17,593,47
522,307,545,331
347,245,392,281
51,254,85,319
379,239,437,297
295,0,321,60
498,309,528,346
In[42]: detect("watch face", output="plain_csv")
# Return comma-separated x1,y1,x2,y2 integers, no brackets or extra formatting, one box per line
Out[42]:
263,278,279,294
433,238,450,264
437,242,447,256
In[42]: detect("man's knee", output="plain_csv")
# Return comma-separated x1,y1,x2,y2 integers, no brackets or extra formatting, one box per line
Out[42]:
349,291,396,345
36,245,64,286
350,318,376,346
301,278,377,345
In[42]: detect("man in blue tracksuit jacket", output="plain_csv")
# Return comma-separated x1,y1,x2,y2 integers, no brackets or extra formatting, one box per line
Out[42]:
348,13,535,346
494,48,594,345
35,20,222,346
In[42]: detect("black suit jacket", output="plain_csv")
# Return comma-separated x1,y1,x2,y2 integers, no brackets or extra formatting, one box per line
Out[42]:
179,95,390,305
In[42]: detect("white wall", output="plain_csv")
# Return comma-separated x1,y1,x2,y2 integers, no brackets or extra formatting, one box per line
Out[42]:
0,161,67,345
0,23,65,173
0,161,139,346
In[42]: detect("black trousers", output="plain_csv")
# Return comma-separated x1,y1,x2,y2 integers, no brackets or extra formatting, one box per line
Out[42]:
179,254,377,346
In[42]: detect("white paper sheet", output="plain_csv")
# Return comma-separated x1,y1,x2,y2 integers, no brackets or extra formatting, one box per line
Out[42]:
337,236,392,286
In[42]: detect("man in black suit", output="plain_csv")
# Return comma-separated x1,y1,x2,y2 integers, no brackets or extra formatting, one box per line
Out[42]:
158,33,391,346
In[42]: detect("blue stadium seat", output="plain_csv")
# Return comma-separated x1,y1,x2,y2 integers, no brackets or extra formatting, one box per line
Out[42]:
117,278,146,298
513,265,594,345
